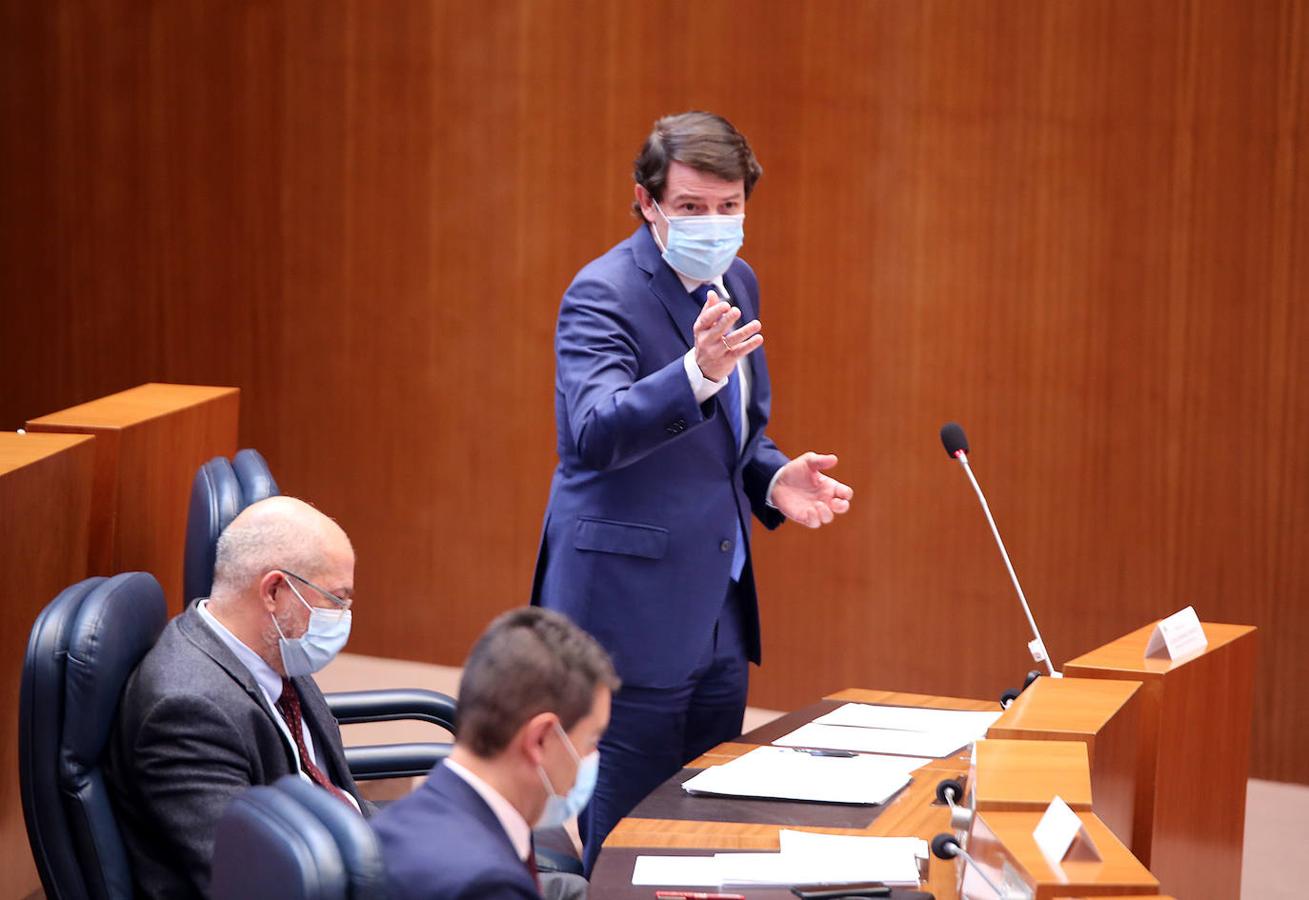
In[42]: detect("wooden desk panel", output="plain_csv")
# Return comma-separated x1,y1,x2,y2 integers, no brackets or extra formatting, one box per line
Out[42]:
968,810,1158,899
1064,622,1256,900
27,383,239,610
0,433,96,898
987,677,1140,852
973,739,1093,813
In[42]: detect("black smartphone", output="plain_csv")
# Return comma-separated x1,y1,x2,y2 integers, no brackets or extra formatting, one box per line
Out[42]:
790,883,891,899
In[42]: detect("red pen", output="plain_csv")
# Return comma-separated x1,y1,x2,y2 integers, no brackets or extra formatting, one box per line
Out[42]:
654,893,747,900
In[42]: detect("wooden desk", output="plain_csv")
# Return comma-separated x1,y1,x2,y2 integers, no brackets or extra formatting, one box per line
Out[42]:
1064,622,1256,899
26,383,239,609
967,810,1158,898
987,677,1140,851
0,432,96,898
972,739,1093,813
596,689,998,900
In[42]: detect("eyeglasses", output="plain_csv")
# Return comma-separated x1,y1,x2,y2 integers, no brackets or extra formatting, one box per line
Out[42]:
276,569,353,623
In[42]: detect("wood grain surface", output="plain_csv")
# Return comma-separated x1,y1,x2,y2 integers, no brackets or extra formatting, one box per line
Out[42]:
0,433,96,898
1,0,1305,783
26,384,240,610
1065,623,1257,899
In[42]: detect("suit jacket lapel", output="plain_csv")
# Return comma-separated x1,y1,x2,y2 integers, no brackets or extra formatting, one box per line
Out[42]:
632,224,698,349
178,604,272,712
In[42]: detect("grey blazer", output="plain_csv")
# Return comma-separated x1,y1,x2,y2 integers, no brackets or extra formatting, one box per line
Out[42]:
105,603,369,899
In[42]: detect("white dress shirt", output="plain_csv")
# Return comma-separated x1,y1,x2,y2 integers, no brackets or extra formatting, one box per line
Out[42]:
196,599,361,812
442,758,533,863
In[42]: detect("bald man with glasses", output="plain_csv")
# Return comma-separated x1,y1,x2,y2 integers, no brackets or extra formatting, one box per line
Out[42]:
106,496,370,899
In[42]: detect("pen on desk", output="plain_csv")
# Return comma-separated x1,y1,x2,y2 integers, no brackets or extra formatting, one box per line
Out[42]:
654,892,746,900
791,747,859,758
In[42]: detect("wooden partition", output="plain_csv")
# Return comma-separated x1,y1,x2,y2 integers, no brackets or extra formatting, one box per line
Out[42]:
1,1,1306,782
1064,622,1257,900
972,739,1094,814
26,384,239,610
966,810,1158,899
0,433,97,898
988,678,1140,851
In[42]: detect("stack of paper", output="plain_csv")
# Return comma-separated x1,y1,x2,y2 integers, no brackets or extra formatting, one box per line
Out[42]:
681,746,927,804
771,703,1002,758
631,830,927,887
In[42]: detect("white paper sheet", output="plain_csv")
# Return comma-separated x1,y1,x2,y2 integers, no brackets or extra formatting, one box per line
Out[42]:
715,830,922,885
681,746,925,804
815,702,1002,737
773,721,976,758
630,854,723,887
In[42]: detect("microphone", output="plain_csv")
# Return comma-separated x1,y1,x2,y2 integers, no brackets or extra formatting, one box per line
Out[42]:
931,833,1010,899
939,422,1057,677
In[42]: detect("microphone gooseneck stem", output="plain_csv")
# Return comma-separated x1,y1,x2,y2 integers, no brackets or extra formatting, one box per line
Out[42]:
954,451,1056,677
949,842,1009,899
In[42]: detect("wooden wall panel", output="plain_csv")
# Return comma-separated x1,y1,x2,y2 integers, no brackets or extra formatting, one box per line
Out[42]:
1,0,1305,782
0,434,96,897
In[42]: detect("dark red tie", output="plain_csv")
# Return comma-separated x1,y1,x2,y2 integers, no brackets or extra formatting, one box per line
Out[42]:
275,677,358,811
526,838,542,893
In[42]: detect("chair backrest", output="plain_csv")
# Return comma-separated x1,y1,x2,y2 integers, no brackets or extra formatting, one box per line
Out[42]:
19,572,168,900
183,449,280,603
274,777,387,899
211,775,385,900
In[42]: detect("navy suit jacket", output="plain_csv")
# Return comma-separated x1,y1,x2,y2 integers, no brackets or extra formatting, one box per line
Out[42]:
532,224,789,688
372,763,540,900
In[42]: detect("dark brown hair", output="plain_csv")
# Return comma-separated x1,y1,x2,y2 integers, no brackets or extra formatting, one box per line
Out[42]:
456,607,619,758
632,111,762,219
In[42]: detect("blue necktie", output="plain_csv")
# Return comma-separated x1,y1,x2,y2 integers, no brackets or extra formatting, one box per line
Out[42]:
691,283,747,580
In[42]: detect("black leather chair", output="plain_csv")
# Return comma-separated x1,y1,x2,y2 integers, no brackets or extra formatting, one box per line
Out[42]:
19,572,168,900
179,449,459,775
211,775,386,900
183,448,280,605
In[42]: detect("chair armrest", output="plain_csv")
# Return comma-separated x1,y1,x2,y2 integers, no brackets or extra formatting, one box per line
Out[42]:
533,846,585,876
344,742,451,780
324,688,457,733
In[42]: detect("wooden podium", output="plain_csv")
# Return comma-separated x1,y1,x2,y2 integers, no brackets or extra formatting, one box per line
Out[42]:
972,739,1094,813
964,809,1158,899
0,432,97,898
26,383,239,610
987,677,1141,851
1064,622,1257,900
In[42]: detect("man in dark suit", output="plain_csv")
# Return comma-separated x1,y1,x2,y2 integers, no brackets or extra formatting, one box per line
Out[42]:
106,495,366,898
373,607,616,900
531,111,855,872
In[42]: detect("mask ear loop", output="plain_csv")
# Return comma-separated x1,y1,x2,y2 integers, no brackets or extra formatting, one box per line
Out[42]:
269,575,311,640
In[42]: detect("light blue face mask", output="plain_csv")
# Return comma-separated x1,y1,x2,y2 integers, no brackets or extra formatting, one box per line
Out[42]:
536,721,599,828
653,199,745,282
270,575,352,677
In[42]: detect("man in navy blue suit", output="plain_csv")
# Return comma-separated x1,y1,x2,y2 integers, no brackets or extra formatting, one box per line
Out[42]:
372,607,617,899
532,110,854,873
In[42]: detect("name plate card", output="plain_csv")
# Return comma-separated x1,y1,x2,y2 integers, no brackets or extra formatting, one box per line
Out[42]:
1145,605,1208,660
1032,795,1101,864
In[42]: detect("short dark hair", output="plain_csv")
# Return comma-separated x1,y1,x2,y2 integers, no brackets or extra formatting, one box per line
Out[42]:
632,111,762,220
456,607,619,758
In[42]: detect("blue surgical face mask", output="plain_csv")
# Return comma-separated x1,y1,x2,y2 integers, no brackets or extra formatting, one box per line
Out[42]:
536,721,599,828
270,576,352,677
653,199,745,282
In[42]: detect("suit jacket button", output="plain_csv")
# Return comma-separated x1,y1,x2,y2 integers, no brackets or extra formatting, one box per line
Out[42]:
720,540,731,552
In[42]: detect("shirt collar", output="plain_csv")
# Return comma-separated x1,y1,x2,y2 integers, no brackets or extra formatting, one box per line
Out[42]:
442,758,533,862
196,598,286,705
648,223,731,300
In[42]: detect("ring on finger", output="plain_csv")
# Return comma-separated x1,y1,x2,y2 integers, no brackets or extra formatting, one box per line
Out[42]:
721,336,732,351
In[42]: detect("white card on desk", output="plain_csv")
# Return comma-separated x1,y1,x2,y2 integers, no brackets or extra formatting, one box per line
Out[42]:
1144,605,1208,660
1032,795,1100,863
